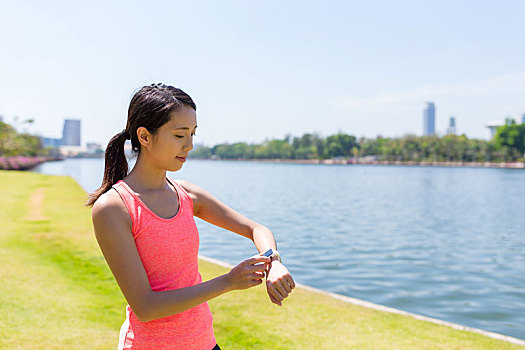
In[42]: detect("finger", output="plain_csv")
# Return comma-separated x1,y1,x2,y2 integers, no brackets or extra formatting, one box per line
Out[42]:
252,271,265,279
286,275,296,289
249,278,263,287
269,293,282,306
249,264,270,273
281,278,292,293
251,253,271,260
245,256,272,266
266,281,284,302
273,280,289,299
268,290,282,306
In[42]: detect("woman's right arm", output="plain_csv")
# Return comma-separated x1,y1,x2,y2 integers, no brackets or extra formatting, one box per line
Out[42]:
91,190,271,323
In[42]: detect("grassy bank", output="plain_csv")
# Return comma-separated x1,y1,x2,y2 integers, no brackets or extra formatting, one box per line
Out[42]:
1,170,523,349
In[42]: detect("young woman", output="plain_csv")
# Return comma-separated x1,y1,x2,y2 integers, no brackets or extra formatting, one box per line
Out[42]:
88,83,295,349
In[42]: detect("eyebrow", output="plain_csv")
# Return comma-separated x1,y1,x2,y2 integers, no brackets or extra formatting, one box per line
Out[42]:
174,126,198,130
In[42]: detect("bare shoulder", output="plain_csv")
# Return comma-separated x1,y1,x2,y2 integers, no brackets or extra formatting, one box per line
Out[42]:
174,179,210,215
91,189,131,230
175,179,203,197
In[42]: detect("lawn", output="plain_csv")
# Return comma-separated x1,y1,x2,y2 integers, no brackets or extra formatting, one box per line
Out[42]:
0,170,522,349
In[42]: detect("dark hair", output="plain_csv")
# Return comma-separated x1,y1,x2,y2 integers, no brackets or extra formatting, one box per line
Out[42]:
87,83,196,206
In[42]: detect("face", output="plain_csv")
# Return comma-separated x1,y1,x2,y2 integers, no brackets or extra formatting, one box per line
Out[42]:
138,105,197,172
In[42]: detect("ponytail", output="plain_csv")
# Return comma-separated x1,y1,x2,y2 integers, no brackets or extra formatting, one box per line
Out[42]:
86,129,129,206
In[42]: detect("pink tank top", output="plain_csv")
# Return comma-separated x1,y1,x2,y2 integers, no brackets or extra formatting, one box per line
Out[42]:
113,177,216,350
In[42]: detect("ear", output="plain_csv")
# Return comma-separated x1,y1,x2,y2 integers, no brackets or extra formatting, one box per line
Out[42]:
136,126,153,149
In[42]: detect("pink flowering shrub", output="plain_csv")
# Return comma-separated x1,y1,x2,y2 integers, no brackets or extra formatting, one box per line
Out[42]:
0,156,47,170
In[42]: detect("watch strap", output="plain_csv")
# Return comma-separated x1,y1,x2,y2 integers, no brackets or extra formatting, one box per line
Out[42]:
271,250,282,263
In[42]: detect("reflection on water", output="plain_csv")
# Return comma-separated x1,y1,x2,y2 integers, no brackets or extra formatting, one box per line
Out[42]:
33,159,525,339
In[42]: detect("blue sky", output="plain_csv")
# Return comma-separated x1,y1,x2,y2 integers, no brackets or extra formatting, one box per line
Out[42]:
1,0,524,147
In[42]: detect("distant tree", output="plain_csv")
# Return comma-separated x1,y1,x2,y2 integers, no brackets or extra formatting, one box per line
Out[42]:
229,142,252,159
0,121,16,155
214,144,235,159
190,145,212,159
0,120,42,156
324,133,358,158
255,139,292,159
292,134,319,159
399,135,421,161
494,124,525,160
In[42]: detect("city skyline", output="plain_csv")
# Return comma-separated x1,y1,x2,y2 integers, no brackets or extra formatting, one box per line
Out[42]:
32,104,523,148
1,1,524,147
13,105,525,148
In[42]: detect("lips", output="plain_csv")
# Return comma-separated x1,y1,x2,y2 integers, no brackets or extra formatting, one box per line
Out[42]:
176,156,187,163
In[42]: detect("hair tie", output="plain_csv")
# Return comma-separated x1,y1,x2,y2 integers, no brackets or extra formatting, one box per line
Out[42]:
121,129,130,140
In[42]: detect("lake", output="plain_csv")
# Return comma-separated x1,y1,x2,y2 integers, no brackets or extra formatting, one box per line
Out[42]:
33,158,525,340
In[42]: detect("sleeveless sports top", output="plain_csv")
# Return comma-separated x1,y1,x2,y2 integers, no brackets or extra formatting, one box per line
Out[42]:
113,177,216,350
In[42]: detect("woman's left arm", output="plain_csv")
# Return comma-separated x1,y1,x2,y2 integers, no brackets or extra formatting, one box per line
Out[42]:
178,180,295,306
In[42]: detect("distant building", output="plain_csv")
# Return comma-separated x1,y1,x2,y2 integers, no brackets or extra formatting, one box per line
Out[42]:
62,119,81,146
486,120,505,138
423,102,435,135
86,142,103,154
41,137,62,148
521,114,525,124
447,116,456,135
59,145,83,157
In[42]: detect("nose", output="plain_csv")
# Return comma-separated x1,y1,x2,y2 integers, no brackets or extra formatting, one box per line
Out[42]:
183,136,193,152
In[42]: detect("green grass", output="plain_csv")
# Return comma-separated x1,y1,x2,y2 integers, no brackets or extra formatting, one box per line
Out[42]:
0,170,523,349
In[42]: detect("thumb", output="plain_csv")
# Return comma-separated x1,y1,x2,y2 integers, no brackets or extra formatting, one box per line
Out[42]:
246,254,271,265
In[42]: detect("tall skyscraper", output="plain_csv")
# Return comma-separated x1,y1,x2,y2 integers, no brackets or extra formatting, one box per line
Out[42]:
423,102,435,135
447,116,456,134
62,119,81,146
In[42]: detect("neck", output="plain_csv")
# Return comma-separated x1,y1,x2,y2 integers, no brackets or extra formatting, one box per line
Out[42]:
127,153,168,190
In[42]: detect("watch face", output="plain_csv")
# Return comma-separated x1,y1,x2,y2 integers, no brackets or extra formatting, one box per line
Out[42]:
263,249,274,257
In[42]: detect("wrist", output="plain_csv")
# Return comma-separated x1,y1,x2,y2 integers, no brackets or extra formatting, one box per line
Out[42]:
269,259,282,267
220,273,235,292
269,249,281,263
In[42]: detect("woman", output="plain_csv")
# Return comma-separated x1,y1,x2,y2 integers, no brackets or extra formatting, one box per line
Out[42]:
88,83,295,349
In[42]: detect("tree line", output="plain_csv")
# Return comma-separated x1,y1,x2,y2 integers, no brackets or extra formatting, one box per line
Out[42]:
190,123,525,163
0,119,43,156
2,116,523,162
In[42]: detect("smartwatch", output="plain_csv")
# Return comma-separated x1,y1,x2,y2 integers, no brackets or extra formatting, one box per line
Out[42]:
263,248,281,263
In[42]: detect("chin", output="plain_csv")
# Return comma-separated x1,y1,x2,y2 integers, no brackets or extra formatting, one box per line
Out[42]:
166,163,183,172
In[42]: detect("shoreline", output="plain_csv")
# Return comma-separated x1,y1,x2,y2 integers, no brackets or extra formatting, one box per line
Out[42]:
191,158,525,169
200,255,525,346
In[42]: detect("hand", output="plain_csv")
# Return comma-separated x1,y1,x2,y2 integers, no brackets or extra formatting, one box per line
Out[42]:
265,260,295,306
226,254,271,291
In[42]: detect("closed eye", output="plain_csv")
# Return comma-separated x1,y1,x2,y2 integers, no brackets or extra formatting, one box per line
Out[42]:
175,133,196,138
